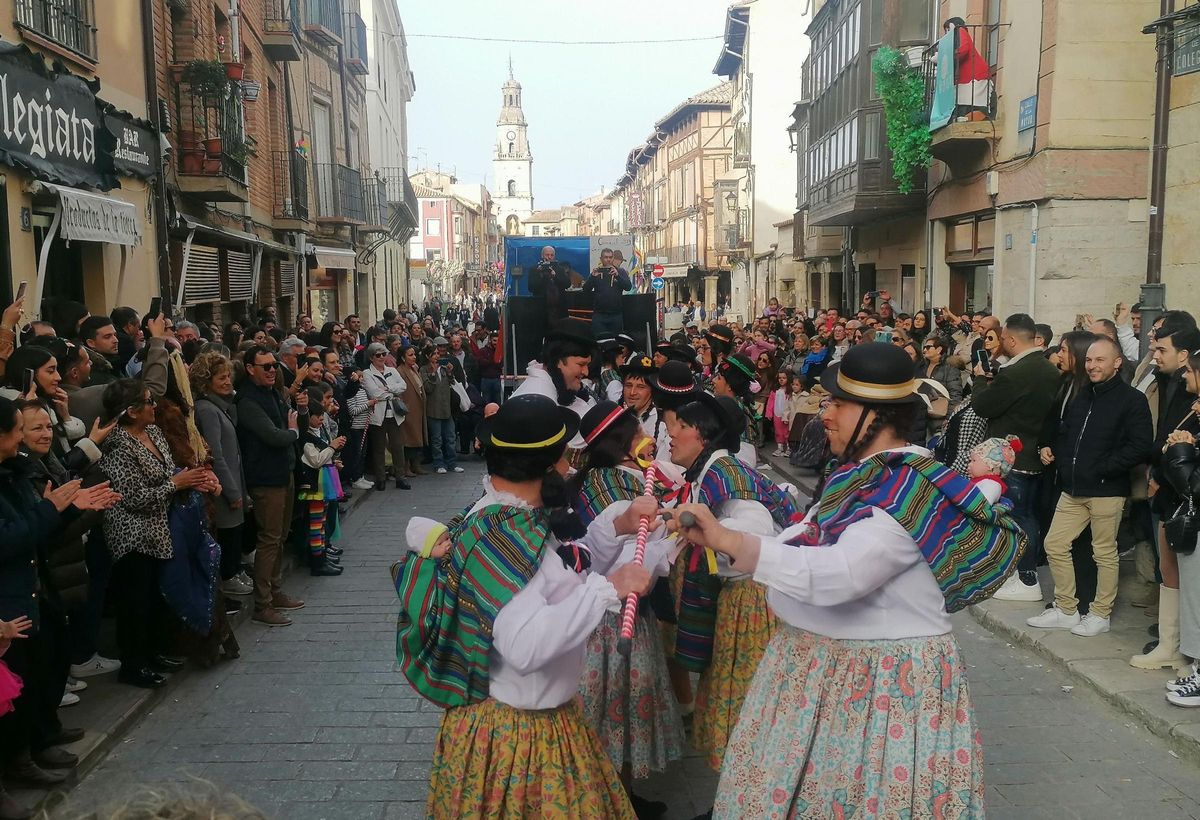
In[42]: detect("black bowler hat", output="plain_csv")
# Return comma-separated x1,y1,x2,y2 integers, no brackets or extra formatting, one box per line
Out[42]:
650,360,701,410
579,401,635,448
678,392,743,452
615,333,639,352
480,394,581,451
544,318,597,348
618,353,657,379
704,324,735,352
654,340,696,364
820,342,921,405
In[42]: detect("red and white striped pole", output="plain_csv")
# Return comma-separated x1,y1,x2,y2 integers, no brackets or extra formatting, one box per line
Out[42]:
616,465,657,657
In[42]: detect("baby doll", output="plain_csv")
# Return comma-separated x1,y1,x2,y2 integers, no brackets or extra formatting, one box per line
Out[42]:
967,435,1021,503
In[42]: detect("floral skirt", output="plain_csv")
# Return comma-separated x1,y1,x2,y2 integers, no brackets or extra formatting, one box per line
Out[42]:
693,578,776,772
713,624,985,819
428,697,635,820
580,609,685,778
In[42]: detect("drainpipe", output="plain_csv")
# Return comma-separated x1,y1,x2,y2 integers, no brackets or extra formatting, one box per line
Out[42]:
1145,0,1174,287
140,0,173,307
1028,203,1038,316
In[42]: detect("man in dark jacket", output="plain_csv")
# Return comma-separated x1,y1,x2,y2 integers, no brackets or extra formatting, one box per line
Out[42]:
110,306,140,374
582,247,632,339
972,313,1062,600
79,316,120,387
236,346,307,627
1026,337,1152,636
527,246,572,320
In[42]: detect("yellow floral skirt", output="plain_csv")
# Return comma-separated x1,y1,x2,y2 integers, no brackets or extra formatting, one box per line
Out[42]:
693,578,777,772
427,697,636,819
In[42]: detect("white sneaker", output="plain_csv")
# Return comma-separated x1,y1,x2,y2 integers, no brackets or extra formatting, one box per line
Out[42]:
1026,604,1081,630
451,466,465,473
220,577,253,596
436,467,448,474
59,691,80,708
352,478,375,490
1167,664,1199,693
65,676,87,694
70,654,121,678
993,573,1044,602
1168,677,1200,707
1070,613,1111,637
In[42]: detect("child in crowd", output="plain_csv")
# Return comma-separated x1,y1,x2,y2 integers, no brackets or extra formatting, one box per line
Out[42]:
297,389,346,577
966,435,1020,504
765,370,792,457
0,616,31,717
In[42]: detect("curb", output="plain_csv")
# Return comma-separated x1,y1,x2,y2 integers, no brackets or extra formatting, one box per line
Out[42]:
968,600,1200,763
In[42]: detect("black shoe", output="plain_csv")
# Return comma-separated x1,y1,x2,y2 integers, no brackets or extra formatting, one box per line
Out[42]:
43,727,85,746
324,554,342,565
374,481,386,492
225,598,243,617
151,654,185,672
1144,639,1160,655
395,478,411,490
630,793,668,819
326,546,344,556
310,560,343,577
118,667,167,689
5,760,67,787
32,747,77,769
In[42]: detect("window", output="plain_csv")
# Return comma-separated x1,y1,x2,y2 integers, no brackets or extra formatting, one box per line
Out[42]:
898,0,930,43
507,179,516,197
16,0,98,61
864,112,881,160
531,226,541,236
426,218,441,236
508,142,514,154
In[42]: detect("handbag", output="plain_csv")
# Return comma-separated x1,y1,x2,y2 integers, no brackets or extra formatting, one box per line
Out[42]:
1165,496,1200,555
390,395,410,417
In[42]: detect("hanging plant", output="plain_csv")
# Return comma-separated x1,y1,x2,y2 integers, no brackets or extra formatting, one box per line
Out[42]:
871,46,932,195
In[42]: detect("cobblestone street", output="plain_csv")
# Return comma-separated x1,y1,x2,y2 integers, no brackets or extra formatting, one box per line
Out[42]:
56,460,1200,820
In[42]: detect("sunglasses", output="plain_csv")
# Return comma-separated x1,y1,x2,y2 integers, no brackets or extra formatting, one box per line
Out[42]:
372,352,387,358
252,361,278,370
923,345,936,350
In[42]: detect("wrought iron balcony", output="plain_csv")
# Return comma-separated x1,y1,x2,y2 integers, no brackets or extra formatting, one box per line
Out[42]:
345,12,369,75
175,85,249,202
304,0,342,45
263,0,302,61
922,23,999,165
273,150,309,224
15,0,97,62
312,162,363,224
361,172,389,232
376,166,419,235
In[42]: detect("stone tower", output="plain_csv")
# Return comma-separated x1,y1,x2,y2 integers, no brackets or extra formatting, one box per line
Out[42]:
492,60,534,235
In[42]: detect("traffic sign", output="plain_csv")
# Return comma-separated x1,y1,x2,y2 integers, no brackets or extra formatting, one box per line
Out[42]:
651,277,665,291
652,264,665,276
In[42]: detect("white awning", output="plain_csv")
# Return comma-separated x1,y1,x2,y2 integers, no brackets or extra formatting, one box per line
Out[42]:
659,264,690,279
310,245,357,270
43,182,141,246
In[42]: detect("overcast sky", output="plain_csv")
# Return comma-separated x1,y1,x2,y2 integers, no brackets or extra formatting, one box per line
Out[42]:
401,0,735,208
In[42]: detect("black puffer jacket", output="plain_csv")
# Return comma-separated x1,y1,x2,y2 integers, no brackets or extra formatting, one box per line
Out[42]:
0,458,61,631
24,452,104,612
1049,375,1154,498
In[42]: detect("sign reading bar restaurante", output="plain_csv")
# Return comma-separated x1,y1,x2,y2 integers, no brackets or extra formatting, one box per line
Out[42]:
0,41,159,190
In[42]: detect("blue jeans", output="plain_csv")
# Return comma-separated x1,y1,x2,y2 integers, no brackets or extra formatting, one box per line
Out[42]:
591,311,624,339
429,417,457,469
480,377,502,405
1008,472,1043,574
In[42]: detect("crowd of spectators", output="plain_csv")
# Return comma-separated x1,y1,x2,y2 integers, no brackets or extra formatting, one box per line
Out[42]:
0,294,500,820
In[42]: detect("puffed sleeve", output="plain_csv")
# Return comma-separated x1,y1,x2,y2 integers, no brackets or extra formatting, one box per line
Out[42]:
490,568,620,675
753,508,924,606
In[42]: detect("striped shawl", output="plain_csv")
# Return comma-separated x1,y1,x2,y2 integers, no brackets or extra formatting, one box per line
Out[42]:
575,466,644,527
394,504,548,708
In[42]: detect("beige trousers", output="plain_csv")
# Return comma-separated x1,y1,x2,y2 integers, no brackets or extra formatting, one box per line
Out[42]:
1043,493,1125,618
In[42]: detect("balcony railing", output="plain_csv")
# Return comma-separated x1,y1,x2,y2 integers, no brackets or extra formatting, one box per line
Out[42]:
923,24,998,131
667,245,698,265
377,166,419,230
311,162,363,222
361,173,389,230
345,12,369,75
304,0,342,43
178,86,246,180
273,150,308,221
15,0,97,61
263,0,302,61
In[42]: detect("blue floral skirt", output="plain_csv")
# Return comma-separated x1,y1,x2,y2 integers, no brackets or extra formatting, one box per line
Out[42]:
714,624,985,819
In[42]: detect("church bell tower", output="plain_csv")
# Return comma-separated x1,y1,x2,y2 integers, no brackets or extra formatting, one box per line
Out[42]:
492,60,534,235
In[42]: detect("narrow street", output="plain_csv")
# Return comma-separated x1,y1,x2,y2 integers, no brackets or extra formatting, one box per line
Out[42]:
52,460,1200,820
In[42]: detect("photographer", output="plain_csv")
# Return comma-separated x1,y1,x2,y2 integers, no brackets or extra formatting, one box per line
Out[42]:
582,248,631,338
526,246,572,320
421,342,464,474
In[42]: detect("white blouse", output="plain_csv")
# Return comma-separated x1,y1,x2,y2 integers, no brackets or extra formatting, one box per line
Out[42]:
511,361,595,447
585,465,673,578
752,447,958,640
689,450,778,580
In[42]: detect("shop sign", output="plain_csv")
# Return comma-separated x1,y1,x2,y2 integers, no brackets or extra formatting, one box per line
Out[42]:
0,41,114,190
1175,21,1200,78
105,112,158,180
49,182,142,246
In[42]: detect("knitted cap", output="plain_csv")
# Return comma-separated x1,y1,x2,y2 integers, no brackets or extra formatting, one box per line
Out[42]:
970,435,1022,477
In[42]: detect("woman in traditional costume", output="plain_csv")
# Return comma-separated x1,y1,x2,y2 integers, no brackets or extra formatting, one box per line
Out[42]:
670,344,1024,819
711,353,762,467
394,394,651,819
573,401,684,818
666,393,799,786
597,338,628,404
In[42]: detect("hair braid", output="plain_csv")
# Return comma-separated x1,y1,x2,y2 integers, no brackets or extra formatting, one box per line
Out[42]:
843,403,919,463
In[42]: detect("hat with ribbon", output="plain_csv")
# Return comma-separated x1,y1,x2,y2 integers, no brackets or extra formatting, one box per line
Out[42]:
618,353,657,379
579,401,636,449
820,342,921,406
478,394,580,453
649,360,701,411
703,324,735,353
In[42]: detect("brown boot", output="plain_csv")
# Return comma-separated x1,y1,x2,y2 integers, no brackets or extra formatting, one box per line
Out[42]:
252,607,292,627
271,593,306,611
410,458,427,476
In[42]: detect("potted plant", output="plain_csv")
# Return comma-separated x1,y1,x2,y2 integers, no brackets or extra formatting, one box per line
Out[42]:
202,157,223,175
180,146,206,174
181,59,230,101
225,59,245,81
223,135,253,167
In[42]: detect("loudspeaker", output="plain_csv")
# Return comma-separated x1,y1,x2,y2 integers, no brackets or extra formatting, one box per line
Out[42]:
622,293,658,353
504,296,549,376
